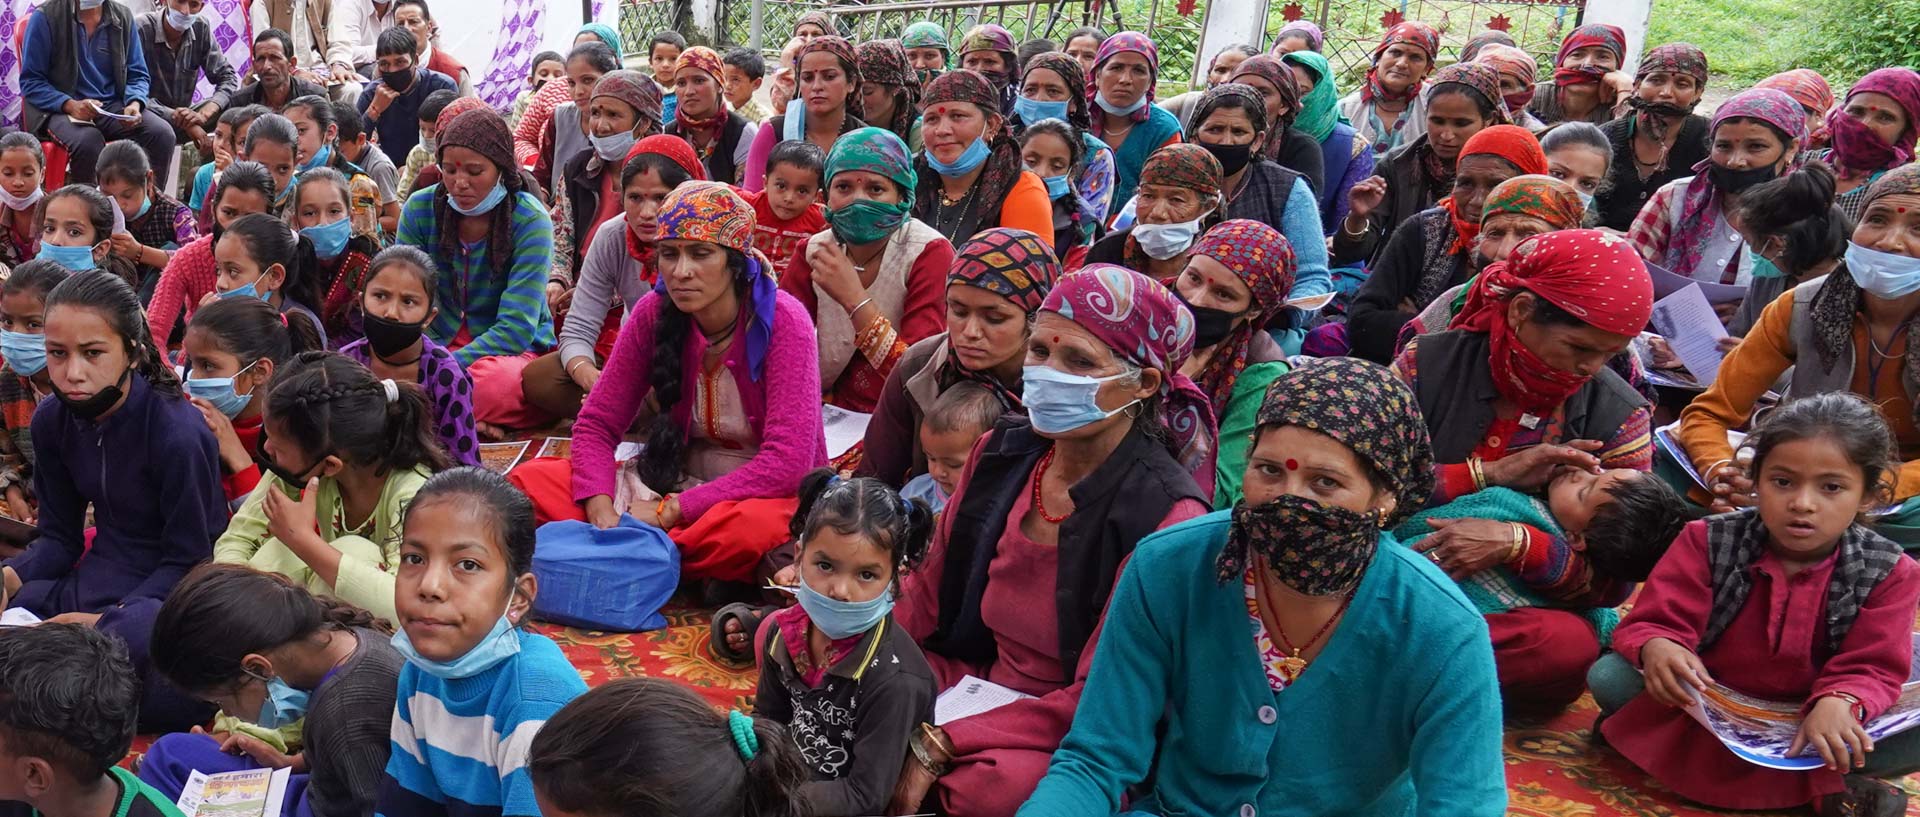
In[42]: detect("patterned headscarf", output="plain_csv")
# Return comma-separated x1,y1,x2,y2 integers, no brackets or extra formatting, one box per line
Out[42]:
1636,42,1708,87
857,39,921,143
1187,220,1297,418
1022,51,1091,130
653,182,779,381
1555,24,1626,68
1041,264,1215,488
435,95,491,135
1663,88,1807,276
827,126,916,206
1452,230,1653,413
958,23,1016,59
1827,68,1920,177
793,10,838,37
1088,32,1160,137
1757,68,1835,123
1427,62,1512,126
620,135,707,267
1437,125,1545,255
1273,20,1324,52
1362,21,1439,105
1228,55,1299,140
1461,30,1517,62
1194,84,1270,155
1476,44,1539,113
576,22,619,50
1480,174,1586,232
1282,50,1341,142
941,228,1061,407
1251,357,1435,524
914,70,1024,246
901,20,949,55
1140,142,1223,196
587,71,665,173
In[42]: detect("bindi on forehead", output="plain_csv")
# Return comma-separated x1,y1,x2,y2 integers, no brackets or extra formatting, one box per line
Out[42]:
1284,459,1299,471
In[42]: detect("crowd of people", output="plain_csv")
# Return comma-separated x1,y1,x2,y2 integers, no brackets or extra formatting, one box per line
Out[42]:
0,2,1915,817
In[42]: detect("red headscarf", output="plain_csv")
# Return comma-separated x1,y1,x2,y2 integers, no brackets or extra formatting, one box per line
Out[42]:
1553,24,1625,81
621,135,708,269
1361,22,1439,105
1437,125,1547,255
1451,229,1653,413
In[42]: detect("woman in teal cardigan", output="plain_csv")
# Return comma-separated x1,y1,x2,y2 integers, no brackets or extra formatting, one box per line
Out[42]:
1018,358,1507,817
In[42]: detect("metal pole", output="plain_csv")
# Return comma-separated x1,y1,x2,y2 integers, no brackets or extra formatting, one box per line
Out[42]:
750,0,765,50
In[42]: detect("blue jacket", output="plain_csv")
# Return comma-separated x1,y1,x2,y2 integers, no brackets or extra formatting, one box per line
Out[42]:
1018,510,1507,817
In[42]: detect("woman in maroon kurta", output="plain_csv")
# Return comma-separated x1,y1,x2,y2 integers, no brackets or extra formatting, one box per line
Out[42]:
1598,393,1920,814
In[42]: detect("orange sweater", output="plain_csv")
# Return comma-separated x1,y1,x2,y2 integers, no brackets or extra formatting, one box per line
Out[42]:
1678,288,1920,498
999,172,1056,248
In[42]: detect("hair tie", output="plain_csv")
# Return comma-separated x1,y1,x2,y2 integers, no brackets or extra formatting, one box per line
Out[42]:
380,378,399,404
726,709,759,762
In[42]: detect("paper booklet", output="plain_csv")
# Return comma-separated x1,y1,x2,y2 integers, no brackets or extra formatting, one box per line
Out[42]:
1649,283,1731,387
822,404,872,460
175,766,292,817
477,440,531,475
1684,633,1920,770
1653,421,1747,491
934,675,1036,726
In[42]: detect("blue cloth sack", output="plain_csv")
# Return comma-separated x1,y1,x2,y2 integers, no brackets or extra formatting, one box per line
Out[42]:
531,515,679,632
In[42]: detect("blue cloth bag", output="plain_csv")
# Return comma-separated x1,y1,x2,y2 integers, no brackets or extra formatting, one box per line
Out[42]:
531,515,679,632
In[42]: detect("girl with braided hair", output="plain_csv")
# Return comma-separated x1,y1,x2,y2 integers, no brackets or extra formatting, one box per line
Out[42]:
218,350,453,622
1,271,225,732
142,564,404,817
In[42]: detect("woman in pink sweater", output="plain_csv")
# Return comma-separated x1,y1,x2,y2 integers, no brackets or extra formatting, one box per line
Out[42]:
508,182,827,582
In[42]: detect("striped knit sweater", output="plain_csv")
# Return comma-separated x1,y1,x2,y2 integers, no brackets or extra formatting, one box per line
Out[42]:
395,188,557,366
374,630,587,817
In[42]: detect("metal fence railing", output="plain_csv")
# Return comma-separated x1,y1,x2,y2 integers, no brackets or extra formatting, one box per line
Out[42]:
1265,0,1583,85
619,0,688,58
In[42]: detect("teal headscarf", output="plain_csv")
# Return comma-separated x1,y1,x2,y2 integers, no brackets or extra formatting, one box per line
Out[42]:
901,21,949,59
577,22,620,50
1281,50,1344,143
826,126,917,207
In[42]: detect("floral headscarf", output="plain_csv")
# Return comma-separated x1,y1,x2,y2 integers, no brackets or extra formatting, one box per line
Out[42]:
1636,42,1708,87
1187,219,1297,418
940,228,1061,407
1272,20,1324,52
1480,174,1586,232
1757,68,1835,123
856,39,920,144
1281,50,1341,142
1665,88,1806,276
1041,264,1216,491
653,182,779,380
1361,21,1439,105
1451,229,1653,414
1140,142,1223,196
1475,44,1539,113
1228,55,1299,141
1022,51,1091,130
1088,32,1160,138
1194,83,1270,147
1826,68,1920,177
1427,62,1511,126
586,71,664,174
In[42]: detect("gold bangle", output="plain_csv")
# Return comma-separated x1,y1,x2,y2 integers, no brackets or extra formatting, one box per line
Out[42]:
1468,457,1487,492
1507,524,1527,564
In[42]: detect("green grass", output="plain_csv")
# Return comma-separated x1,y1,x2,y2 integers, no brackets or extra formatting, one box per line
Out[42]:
1646,0,1811,86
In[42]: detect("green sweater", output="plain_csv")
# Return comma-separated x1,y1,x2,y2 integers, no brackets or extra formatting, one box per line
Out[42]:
214,465,431,623
1392,486,1621,645
1018,511,1507,817
1212,360,1289,508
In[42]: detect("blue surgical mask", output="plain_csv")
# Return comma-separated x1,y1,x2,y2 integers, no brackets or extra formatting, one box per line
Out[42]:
1022,365,1138,435
391,603,523,680
185,360,259,419
299,144,333,173
36,242,97,272
1747,243,1785,280
1014,95,1069,125
1095,93,1148,117
927,136,991,177
1846,241,1920,299
1042,173,1071,199
218,274,275,302
132,195,152,222
0,331,44,376
794,571,894,639
1133,215,1207,260
1576,190,1595,215
448,181,508,217
164,6,197,31
591,130,637,162
304,217,352,259
249,672,309,729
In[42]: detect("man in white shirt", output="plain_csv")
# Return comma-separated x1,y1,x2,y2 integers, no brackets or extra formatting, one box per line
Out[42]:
325,0,395,90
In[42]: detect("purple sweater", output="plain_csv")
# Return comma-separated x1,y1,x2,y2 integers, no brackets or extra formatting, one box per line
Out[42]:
570,289,826,521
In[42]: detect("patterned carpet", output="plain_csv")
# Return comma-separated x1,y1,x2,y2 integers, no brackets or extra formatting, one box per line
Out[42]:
541,602,1920,817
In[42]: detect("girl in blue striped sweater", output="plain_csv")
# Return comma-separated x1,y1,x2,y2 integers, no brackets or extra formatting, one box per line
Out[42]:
375,467,587,817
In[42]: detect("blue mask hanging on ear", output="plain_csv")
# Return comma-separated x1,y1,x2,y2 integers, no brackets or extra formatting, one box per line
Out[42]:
390,599,524,679
927,136,991,177
247,669,309,729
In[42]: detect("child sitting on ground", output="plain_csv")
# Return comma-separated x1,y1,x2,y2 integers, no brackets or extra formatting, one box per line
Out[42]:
1593,393,1920,817
754,470,935,816
530,677,808,817
0,624,182,817
746,141,826,280
1395,466,1698,644
0,260,70,525
903,382,1001,513
377,467,588,817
